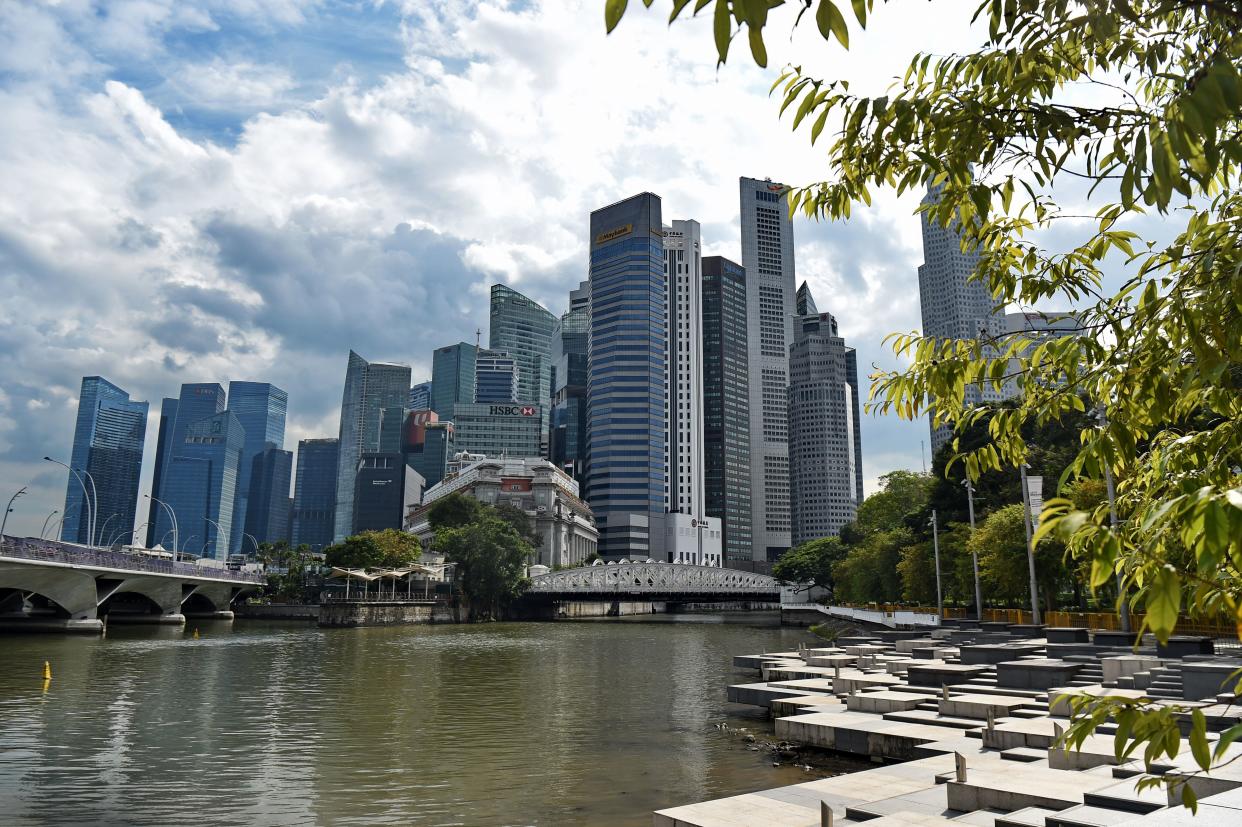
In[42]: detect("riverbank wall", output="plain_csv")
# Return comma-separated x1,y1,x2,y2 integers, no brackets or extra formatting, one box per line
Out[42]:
317,600,466,628
236,603,319,621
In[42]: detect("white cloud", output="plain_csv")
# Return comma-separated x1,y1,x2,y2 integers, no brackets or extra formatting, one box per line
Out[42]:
0,0,988,536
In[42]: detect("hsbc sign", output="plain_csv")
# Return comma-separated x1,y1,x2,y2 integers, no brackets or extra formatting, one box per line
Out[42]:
488,405,537,417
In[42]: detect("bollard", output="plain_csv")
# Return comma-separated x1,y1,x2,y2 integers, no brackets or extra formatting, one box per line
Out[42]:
1053,721,1064,745
43,661,52,681
986,708,996,731
954,751,967,783
821,800,833,827
942,684,950,701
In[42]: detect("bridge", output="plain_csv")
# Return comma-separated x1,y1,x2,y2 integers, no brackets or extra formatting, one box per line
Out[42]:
527,561,781,603
0,535,265,632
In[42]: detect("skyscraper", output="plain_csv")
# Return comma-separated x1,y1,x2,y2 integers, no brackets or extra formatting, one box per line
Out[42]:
788,307,863,545
474,350,519,403
917,182,1005,452
353,453,414,533
226,381,288,552
740,176,797,560
61,377,148,546
408,381,432,412
451,403,543,459
701,256,754,565
145,397,177,547
148,383,227,549
405,412,455,490
796,280,818,315
662,219,705,518
161,411,244,559
333,351,412,542
292,438,338,551
586,193,667,557
243,446,293,547
489,283,556,444
430,343,477,419
550,280,589,488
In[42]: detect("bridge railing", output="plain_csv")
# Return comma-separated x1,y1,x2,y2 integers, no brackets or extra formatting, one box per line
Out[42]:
527,562,782,596
0,536,265,584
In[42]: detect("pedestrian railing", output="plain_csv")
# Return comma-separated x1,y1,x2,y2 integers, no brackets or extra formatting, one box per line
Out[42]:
0,535,265,584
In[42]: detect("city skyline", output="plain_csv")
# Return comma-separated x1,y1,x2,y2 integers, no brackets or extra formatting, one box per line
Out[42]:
0,2,993,541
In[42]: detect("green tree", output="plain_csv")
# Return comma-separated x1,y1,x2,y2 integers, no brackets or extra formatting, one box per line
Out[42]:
494,502,540,546
437,517,532,619
969,504,1068,613
854,470,933,536
832,528,909,603
607,0,1242,793
367,528,422,567
427,493,487,533
897,522,973,606
324,534,384,569
773,536,848,595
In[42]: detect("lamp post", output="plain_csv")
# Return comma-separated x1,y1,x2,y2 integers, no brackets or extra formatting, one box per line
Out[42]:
930,509,943,618
44,458,95,546
1095,408,1132,633
97,514,118,549
963,479,983,620
203,518,227,561
2,486,26,538
1019,464,1042,625
145,495,179,561
243,532,260,558
40,509,59,539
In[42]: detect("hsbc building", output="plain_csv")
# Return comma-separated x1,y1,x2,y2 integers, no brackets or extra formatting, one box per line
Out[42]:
450,402,544,459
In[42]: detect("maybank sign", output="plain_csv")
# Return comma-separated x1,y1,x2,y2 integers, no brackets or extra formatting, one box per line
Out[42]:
488,405,538,417
594,224,633,244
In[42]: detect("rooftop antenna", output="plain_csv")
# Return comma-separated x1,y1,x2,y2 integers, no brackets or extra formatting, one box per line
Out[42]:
475,328,482,350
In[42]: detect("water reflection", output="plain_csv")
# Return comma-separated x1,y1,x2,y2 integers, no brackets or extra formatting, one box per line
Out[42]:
0,615,862,826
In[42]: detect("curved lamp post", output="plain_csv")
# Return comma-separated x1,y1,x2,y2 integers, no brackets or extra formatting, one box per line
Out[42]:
145,495,179,561
40,509,59,539
2,486,27,538
203,518,228,561
96,514,119,549
44,457,95,546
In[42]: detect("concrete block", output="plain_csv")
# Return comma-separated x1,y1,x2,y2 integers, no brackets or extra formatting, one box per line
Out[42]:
961,643,1043,665
1157,636,1215,658
1181,661,1242,700
997,659,1084,690
1046,627,1091,643
907,662,990,687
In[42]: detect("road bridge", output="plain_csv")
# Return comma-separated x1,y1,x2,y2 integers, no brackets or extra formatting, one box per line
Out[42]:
527,561,781,604
0,535,264,632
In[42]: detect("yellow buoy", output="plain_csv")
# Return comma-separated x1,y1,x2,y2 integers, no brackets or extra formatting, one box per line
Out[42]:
192,628,199,639
43,661,52,681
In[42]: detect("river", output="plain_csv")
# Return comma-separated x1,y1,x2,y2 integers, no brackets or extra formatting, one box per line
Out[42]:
0,614,866,826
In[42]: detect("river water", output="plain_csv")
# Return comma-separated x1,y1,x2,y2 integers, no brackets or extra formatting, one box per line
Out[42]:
0,614,863,826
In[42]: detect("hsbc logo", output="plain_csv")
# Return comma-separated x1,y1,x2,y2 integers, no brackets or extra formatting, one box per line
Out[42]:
488,405,537,417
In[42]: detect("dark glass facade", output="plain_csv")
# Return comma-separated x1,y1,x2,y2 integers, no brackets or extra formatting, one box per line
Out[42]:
430,343,477,418
406,416,454,490
550,285,589,488
586,193,667,557
489,284,556,443
144,398,177,547
226,381,288,553
408,381,432,412
292,438,338,551
244,446,293,546
353,452,408,533
149,383,226,549
701,257,754,564
62,376,148,546
161,411,244,559
474,350,519,403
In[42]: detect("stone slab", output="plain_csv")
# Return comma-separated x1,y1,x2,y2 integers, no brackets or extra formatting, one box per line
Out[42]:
997,659,1084,690
961,643,1043,665
847,690,929,714
907,662,990,687
940,693,1034,720
1182,661,1242,700
1046,627,1091,643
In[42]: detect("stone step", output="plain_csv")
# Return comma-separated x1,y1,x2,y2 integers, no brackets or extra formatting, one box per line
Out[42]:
1000,746,1046,763
994,806,1062,827
1045,803,1158,827
1082,780,1168,814
881,709,985,730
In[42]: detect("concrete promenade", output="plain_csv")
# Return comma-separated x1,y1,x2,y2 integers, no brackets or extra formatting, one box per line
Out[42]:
655,620,1242,827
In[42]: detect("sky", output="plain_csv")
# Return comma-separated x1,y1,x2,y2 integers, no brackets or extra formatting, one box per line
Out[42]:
0,0,994,539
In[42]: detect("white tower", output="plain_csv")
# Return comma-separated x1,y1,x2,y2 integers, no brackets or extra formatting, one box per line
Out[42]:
663,220,705,520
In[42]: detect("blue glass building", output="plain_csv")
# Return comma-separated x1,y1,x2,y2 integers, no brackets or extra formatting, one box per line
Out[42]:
586,193,667,557
227,381,288,552
61,377,148,546
404,414,454,491
148,383,226,549
161,411,244,559
430,343,477,418
474,350,519,403
489,284,556,442
243,445,293,546
334,351,411,542
550,281,589,488
292,438,338,551
408,381,432,412
145,397,178,547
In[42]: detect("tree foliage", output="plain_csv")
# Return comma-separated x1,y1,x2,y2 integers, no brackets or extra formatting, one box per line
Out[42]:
437,517,532,619
608,0,1242,791
773,536,848,593
324,529,421,570
427,493,487,533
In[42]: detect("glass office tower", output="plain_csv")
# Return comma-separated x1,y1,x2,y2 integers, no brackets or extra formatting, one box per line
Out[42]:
474,350,519,403
430,342,477,419
292,438,338,551
489,284,556,444
701,256,754,565
586,192,667,557
334,351,411,542
161,411,244,559
226,381,288,552
550,281,589,488
243,446,293,547
61,376,148,546
148,383,227,549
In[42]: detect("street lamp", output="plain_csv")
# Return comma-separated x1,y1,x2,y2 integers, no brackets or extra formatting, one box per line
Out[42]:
2,486,27,538
97,514,119,549
144,495,179,560
1097,408,1131,634
44,457,96,546
40,509,59,539
962,479,983,620
930,509,943,618
242,532,259,557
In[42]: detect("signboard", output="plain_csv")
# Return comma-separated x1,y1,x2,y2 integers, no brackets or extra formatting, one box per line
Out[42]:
1027,475,1044,521
594,224,633,244
488,405,538,417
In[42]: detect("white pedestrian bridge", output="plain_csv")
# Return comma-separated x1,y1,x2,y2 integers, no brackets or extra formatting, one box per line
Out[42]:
0,535,264,632
527,561,781,600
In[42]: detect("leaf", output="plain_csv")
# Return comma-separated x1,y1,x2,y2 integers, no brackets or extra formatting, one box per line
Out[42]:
1181,781,1197,812
816,0,850,48
851,0,867,28
1190,709,1210,771
713,0,731,64
748,25,767,67
604,0,628,33
1145,566,1181,642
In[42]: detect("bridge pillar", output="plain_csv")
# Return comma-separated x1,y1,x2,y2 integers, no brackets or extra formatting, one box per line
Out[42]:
0,562,104,632
182,583,238,620
102,575,186,625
